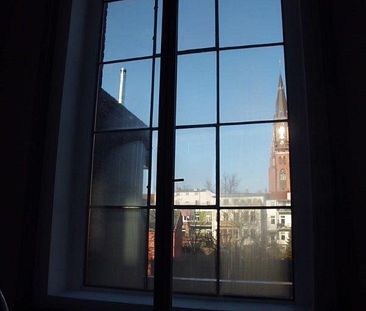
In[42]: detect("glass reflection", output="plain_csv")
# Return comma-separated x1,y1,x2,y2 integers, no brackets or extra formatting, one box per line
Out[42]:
86,207,148,289
219,209,292,298
91,131,150,207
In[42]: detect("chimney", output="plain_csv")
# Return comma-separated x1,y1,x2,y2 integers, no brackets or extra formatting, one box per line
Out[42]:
118,67,127,104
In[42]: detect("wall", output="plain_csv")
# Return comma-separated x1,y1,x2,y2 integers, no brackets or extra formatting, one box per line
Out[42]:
1,0,67,309
318,0,366,309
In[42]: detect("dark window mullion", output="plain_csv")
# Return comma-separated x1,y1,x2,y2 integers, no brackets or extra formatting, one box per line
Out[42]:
100,54,157,66
215,0,221,296
173,205,217,210
219,41,283,52
94,127,157,134
103,0,124,3
89,205,149,209
176,42,284,57
217,205,292,210
153,0,178,310
219,118,289,127
173,119,289,130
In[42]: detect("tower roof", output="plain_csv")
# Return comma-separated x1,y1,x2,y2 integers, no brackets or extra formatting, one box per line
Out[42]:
275,74,287,119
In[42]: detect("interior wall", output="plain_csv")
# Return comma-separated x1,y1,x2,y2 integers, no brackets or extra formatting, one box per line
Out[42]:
0,0,62,309
318,0,366,309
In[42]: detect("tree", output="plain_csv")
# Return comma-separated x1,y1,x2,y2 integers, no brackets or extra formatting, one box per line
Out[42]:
204,180,214,192
175,183,192,191
183,226,216,254
221,173,241,194
283,232,292,260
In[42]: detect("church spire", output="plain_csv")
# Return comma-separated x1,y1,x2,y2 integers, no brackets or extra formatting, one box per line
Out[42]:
275,74,287,119
268,74,291,201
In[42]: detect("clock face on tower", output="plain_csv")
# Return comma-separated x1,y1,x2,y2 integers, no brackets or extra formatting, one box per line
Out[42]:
278,125,286,140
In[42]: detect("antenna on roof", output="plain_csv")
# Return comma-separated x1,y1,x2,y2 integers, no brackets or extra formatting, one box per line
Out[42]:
118,67,127,105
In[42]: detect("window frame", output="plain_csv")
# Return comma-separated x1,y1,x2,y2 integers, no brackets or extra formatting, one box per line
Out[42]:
33,0,317,310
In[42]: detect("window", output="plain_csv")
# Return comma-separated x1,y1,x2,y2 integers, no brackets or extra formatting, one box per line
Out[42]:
280,168,287,190
96,0,293,299
38,0,315,310
250,229,256,239
250,211,256,223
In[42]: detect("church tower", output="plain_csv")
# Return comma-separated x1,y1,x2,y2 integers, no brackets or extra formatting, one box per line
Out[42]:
268,75,291,201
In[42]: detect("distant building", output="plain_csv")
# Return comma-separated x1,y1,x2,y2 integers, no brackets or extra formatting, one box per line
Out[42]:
87,88,150,288
176,74,292,253
91,88,149,206
174,189,215,206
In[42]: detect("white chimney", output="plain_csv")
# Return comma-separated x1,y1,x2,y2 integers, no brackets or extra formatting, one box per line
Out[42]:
118,67,127,105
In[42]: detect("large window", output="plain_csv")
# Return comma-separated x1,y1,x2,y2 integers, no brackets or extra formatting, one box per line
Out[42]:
40,0,314,310
86,0,293,301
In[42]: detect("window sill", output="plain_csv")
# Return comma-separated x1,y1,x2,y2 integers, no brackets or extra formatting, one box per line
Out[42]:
173,294,307,311
45,290,310,311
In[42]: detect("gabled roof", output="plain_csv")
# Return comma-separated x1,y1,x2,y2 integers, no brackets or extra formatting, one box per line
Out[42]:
96,89,149,148
97,88,148,130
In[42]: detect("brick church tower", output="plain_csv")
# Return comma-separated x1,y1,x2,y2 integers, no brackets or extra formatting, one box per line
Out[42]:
268,75,291,201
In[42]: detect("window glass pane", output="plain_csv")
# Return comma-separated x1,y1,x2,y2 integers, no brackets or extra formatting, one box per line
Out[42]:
220,123,291,206
176,53,216,126
91,131,150,206
156,0,163,54
220,47,286,123
152,58,160,127
86,207,148,289
103,0,155,61
173,209,217,294
147,208,156,290
219,0,283,47
150,131,158,205
97,60,152,130
219,209,292,298
178,0,215,51
175,128,216,205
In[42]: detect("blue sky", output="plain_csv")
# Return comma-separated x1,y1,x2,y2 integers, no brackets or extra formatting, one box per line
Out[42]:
100,0,287,194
